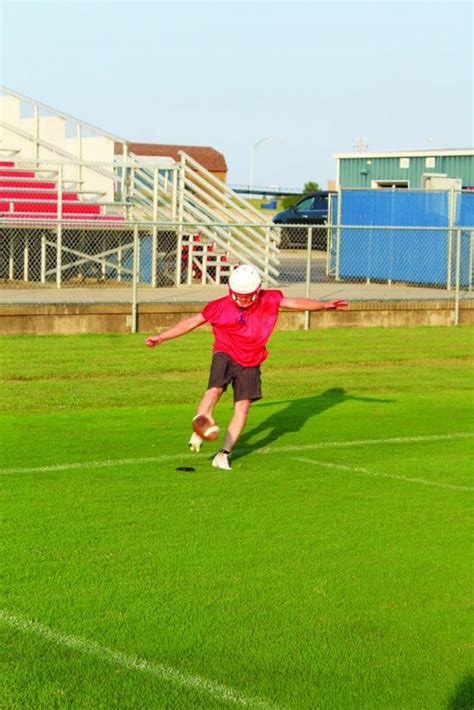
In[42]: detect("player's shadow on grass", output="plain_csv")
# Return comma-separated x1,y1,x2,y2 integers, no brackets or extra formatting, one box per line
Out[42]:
233,387,394,460
446,674,474,709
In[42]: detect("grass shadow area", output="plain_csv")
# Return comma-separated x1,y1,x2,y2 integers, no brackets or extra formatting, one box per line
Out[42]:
233,387,394,460
446,674,474,709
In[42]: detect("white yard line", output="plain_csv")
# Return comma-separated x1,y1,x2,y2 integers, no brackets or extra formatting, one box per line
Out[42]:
292,458,473,492
0,432,472,476
252,432,473,456
0,610,282,710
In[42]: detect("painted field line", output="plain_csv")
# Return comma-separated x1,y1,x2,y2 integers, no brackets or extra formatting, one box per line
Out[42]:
253,432,473,456
1,432,472,476
0,610,282,710
292,458,474,492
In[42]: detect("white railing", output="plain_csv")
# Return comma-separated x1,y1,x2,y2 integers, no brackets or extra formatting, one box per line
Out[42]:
0,86,128,191
126,151,280,285
0,85,280,284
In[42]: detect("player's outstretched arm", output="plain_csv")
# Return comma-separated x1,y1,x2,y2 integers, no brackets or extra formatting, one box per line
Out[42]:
144,313,207,348
280,297,348,311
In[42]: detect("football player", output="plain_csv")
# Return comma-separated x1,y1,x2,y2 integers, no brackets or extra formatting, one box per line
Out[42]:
145,264,347,470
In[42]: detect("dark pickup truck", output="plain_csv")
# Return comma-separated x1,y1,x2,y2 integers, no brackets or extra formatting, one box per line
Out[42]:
272,191,332,249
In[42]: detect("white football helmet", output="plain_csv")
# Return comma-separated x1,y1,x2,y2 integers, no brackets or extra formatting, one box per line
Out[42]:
228,264,262,301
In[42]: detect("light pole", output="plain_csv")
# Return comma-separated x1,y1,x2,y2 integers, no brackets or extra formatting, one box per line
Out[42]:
249,137,270,192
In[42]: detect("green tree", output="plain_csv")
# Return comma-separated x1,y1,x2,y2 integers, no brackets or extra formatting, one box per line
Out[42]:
302,180,320,194
280,180,320,210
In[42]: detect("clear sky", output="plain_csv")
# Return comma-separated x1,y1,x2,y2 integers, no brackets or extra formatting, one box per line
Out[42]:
1,0,473,189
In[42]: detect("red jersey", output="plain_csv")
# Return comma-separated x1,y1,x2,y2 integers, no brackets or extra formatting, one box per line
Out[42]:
201,289,284,367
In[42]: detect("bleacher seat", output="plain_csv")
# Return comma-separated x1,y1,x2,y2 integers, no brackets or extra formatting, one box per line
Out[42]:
0,162,123,222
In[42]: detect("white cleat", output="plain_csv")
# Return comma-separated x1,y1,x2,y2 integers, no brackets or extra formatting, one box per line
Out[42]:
189,431,203,453
212,451,232,470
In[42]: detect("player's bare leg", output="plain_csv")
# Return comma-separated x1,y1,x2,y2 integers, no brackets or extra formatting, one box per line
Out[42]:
196,386,224,419
213,399,251,470
189,387,223,452
223,399,251,450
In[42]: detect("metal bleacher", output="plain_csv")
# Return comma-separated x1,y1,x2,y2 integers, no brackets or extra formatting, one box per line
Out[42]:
0,86,280,289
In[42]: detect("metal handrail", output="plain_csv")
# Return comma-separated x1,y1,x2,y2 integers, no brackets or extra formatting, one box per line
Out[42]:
0,85,128,144
0,121,116,181
178,150,271,224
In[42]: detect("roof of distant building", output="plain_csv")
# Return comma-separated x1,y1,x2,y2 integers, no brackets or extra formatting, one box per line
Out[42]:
115,142,227,172
334,148,474,159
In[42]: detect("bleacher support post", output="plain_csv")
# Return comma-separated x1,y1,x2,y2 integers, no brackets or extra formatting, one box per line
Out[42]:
76,124,82,189
171,166,178,221
152,166,159,287
176,155,186,287
56,163,63,289
57,162,63,220
33,105,39,161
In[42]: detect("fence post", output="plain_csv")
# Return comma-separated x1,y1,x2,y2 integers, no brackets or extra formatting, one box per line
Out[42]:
469,229,473,292
8,237,14,281
131,224,139,333
335,188,342,281
446,186,456,290
40,235,46,283
326,196,333,276
454,228,461,326
23,236,29,282
56,221,62,289
304,227,313,331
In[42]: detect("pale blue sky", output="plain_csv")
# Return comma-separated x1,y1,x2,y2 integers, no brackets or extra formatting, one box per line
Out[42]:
1,1,472,189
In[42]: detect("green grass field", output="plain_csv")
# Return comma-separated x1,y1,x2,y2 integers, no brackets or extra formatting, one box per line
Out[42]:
1,326,473,709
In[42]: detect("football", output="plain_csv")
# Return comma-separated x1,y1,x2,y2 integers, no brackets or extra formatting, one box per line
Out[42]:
192,414,220,441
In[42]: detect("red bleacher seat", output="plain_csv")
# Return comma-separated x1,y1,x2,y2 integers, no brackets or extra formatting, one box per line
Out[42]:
8,201,101,215
3,213,124,222
0,179,56,189
0,161,118,221
0,190,78,201
0,169,36,178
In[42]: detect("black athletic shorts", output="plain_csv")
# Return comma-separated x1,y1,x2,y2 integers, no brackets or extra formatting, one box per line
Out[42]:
207,352,262,402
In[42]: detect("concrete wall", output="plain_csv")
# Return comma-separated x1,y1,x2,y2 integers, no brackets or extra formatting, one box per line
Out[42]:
0,301,472,336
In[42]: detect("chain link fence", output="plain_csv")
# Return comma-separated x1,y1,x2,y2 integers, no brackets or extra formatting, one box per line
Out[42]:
1,219,472,329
